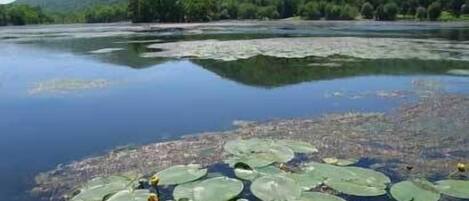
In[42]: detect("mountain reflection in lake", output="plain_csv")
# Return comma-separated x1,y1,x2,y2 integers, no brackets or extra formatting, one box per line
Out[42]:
0,21,468,201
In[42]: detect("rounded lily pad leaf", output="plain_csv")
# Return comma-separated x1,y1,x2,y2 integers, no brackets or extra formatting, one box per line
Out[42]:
266,145,295,163
299,192,346,201
287,172,323,191
301,162,350,180
323,158,358,166
234,168,259,181
106,189,150,201
251,175,302,201
435,180,469,199
390,180,440,201
71,176,132,201
173,177,244,201
343,167,391,184
225,155,275,168
155,164,207,185
324,178,387,196
224,138,271,156
278,140,318,153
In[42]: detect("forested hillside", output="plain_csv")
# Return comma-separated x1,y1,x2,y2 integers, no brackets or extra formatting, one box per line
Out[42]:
1,0,469,26
128,0,469,22
14,0,126,11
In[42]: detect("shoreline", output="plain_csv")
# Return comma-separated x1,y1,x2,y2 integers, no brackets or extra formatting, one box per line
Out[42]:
33,91,469,201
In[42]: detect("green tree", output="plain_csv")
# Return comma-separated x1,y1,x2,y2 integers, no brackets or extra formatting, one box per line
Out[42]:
361,2,374,19
301,1,321,20
0,5,7,26
376,2,398,20
427,1,441,20
415,6,427,20
238,3,257,19
256,5,280,19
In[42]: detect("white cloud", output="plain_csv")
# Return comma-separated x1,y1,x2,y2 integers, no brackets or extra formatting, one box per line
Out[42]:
0,0,16,5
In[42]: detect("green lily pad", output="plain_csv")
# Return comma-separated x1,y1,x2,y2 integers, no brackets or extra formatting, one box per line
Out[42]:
322,158,358,166
224,138,271,156
155,164,207,185
435,180,469,199
234,168,259,181
173,177,244,201
251,175,302,201
343,167,391,184
303,162,389,196
324,178,387,196
224,139,295,168
106,189,150,201
286,172,323,191
299,192,346,201
390,179,441,201
71,176,132,201
278,140,318,153
234,165,285,181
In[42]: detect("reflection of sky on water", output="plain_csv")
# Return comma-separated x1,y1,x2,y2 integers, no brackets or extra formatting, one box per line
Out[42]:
0,21,468,201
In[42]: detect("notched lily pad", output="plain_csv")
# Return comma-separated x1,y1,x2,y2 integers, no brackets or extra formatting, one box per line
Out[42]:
106,189,150,201
173,177,244,201
278,140,318,153
299,192,346,201
303,162,390,196
155,164,207,185
223,139,295,168
70,176,132,201
251,175,302,201
435,180,469,199
322,158,358,166
390,179,440,201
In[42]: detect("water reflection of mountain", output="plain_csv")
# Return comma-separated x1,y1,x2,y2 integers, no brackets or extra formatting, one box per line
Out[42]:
194,56,469,88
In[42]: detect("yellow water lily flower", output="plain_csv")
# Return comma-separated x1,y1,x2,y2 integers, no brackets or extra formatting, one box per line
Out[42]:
148,193,158,201
457,163,466,172
150,175,160,186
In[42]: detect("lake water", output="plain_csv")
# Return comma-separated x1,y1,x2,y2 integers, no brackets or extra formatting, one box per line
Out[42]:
0,21,469,201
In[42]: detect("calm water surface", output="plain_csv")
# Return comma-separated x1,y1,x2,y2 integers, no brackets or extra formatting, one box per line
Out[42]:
0,21,469,201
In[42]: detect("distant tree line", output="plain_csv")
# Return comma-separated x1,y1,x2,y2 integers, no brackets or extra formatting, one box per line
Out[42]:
128,0,469,22
0,4,52,25
1,0,469,26
0,3,127,25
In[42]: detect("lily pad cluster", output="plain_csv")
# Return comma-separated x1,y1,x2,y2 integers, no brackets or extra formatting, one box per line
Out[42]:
69,138,469,201
391,179,469,201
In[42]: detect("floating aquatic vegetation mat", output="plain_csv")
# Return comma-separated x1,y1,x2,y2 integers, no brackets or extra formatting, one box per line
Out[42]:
89,48,125,54
28,79,112,95
34,91,469,201
142,37,469,61
61,138,469,201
